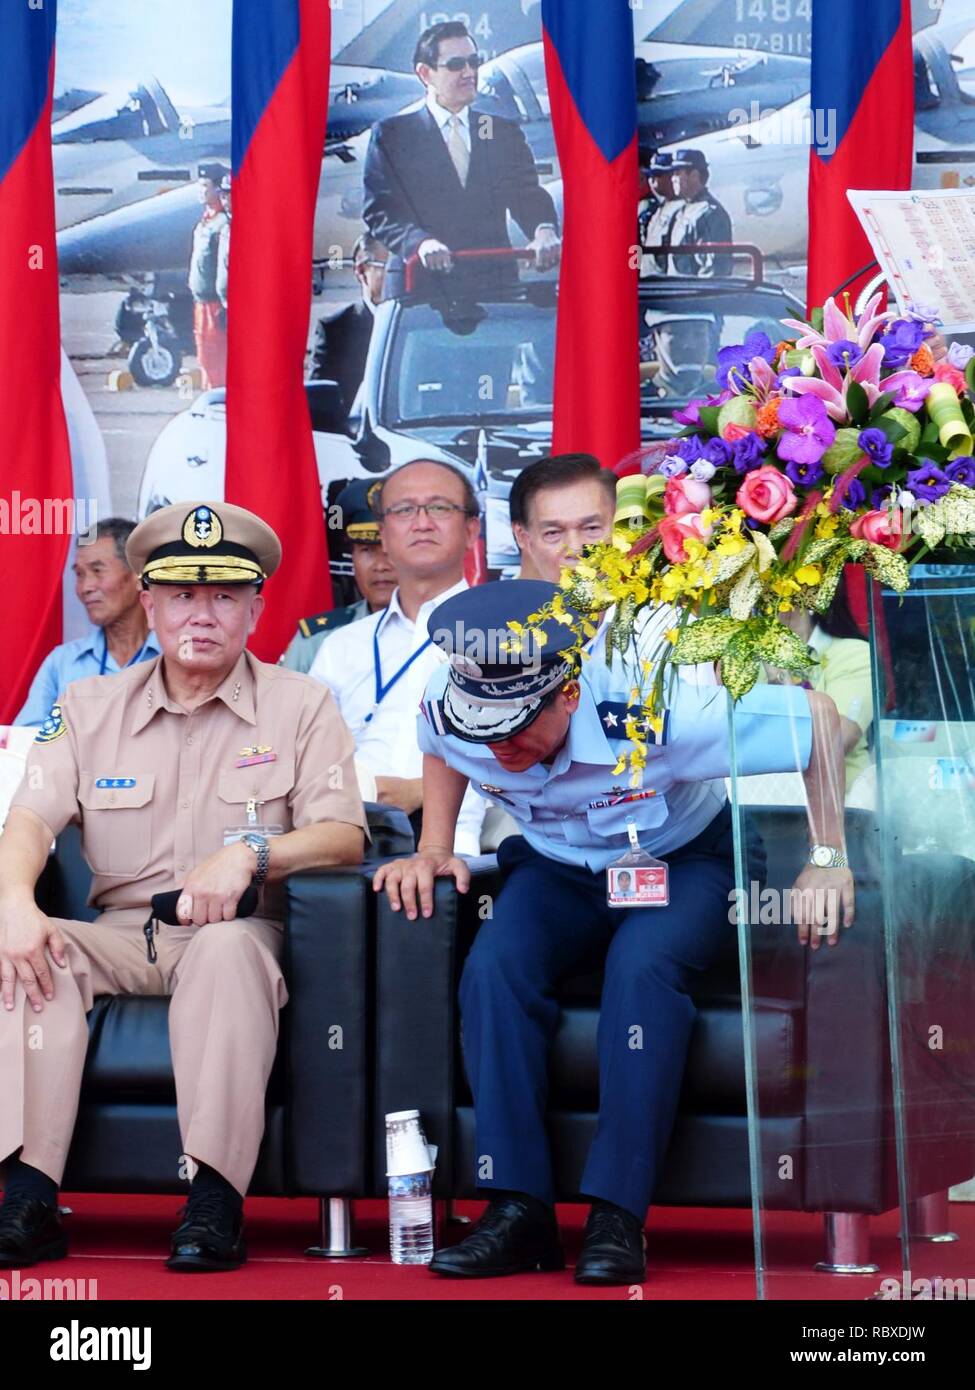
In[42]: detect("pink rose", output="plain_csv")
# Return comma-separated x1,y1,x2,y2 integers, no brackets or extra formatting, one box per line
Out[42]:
664,475,713,517
932,361,967,394
721,422,752,443
850,508,903,551
658,512,714,563
735,464,798,524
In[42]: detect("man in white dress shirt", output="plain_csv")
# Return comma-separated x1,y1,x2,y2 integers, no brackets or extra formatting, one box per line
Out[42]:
308,459,487,856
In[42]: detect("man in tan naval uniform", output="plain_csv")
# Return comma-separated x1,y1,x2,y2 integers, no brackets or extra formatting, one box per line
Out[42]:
0,501,367,1272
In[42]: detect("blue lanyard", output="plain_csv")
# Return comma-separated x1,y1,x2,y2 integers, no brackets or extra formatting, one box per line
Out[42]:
365,609,432,723
99,630,150,677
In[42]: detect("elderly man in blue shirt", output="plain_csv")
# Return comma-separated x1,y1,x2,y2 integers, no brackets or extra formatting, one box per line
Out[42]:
375,580,854,1286
15,519,159,727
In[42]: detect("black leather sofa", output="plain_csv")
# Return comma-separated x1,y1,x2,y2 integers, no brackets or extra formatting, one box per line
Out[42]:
27,811,412,1255
373,808,975,1271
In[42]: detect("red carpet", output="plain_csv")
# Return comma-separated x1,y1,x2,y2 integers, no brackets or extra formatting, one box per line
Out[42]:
8,1195,971,1300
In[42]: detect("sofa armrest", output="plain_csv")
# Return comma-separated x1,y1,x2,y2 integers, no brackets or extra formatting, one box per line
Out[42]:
283,867,372,1196
373,858,501,1194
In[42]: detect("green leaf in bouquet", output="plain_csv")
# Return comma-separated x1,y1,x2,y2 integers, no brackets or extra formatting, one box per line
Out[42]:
671,615,742,664
868,392,896,421
801,535,847,566
752,619,815,674
719,629,763,701
810,306,825,333
809,543,851,613
920,420,940,446
697,407,722,435
767,517,796,542
608,598,638,660
917,442,949,464
863,543,910,593
873,416,907,446
712,543,756,585
846,380,870,427
966,354,975,397
728,564,763,620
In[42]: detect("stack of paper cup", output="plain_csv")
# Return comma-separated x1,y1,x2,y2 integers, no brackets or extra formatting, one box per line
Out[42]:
385,1109,436,1177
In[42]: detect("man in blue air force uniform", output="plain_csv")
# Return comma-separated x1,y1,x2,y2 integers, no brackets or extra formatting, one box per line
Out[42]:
375,581,854,1285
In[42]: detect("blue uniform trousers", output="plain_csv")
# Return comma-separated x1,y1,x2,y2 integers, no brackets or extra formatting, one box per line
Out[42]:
459,801,746,1220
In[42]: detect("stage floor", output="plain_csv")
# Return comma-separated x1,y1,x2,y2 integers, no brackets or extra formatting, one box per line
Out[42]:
9,1194,970,1301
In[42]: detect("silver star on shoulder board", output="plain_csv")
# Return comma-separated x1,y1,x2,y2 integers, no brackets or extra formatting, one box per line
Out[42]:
603,711,618,728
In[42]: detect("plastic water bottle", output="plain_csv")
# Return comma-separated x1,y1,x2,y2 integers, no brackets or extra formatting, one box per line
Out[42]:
388,1170,435,1265
386,1109,436,1265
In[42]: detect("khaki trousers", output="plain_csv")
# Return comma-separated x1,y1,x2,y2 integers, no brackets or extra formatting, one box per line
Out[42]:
0,911,287,1198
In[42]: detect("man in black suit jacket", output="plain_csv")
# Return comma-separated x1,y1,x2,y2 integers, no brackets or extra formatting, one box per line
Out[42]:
309,233,388,413
363,20,561,299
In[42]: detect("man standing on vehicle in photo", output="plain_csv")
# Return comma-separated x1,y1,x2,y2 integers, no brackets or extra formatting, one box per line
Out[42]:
668,149,734,278
363,21,561,298
188,163,229,387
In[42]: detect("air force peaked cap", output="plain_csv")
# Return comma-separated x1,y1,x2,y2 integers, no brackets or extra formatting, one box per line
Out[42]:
427,580,577,744
127,501,282,587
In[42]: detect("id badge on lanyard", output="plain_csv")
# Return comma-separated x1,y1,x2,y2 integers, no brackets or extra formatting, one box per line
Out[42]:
606,817,669,909
223,797,284,846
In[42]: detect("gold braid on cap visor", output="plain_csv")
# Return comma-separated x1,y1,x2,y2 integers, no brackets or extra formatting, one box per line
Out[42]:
142,554,265,584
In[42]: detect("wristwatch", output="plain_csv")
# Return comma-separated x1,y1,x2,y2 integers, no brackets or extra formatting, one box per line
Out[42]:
809,844,848,869
241,832,270,886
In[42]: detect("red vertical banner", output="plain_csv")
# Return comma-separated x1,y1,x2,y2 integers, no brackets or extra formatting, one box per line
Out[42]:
0,3,73,723
542,0,640,472
225,0,333,661
806,0,913,312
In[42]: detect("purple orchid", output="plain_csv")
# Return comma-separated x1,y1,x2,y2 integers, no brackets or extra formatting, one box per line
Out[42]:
879,371,932,412
905,463,951,502
673,389,732,426
781,292,891,352
776,395,836,465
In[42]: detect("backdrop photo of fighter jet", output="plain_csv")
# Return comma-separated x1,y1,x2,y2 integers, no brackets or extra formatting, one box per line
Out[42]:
648,2,975,273
57,36,812,280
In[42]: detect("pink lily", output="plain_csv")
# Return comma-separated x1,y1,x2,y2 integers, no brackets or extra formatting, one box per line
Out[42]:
781,342,886,422
781,293,891,351
746,355,780,404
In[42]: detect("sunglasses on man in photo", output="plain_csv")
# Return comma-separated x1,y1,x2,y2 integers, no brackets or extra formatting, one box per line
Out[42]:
437,55,482,72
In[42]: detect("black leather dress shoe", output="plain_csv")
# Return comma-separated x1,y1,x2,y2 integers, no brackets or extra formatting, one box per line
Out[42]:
0,1194,69,1268
574,1204,647,1285
166,1191,246,1272
429,1195,565,1278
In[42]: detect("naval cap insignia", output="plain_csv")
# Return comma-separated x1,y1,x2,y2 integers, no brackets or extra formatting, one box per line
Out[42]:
182,504,223,550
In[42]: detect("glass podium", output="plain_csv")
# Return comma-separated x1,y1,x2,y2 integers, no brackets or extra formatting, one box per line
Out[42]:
726,566,975,1300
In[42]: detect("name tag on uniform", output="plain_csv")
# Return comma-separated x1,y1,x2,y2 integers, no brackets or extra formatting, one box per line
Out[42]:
95,777,137,789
